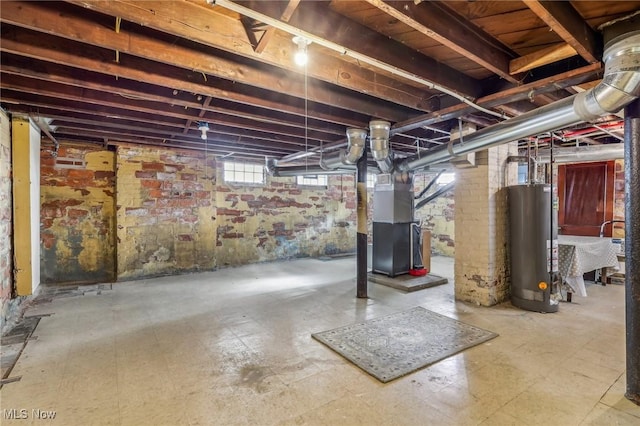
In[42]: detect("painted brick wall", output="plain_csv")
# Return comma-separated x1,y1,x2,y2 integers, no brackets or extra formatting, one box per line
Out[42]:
454,143,518,306
38,144,358,281
613,159,625,238
215,168,356,266
40,145,116,283
0,110,14,328
116,146,217,279
413,171,455,256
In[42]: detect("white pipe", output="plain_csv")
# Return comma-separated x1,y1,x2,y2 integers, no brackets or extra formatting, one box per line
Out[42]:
210,0,504,119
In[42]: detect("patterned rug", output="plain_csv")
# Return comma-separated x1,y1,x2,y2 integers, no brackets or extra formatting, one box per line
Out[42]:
312,306,498,383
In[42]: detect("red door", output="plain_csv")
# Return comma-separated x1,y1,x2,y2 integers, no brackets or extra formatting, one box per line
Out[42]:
558,161,614,237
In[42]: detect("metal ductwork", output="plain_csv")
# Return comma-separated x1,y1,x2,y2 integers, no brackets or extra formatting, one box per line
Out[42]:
536,144,624,164
272,165,356,177
397,30,640,172
369,120,393,173
343,128,368,164
267,157,355,176
318,127,367,170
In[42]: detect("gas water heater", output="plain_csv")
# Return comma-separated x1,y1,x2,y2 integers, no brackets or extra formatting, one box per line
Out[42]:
509,184,560,313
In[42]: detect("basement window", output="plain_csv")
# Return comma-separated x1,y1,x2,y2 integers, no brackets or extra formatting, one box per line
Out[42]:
223,161,265,184
297,175,328,187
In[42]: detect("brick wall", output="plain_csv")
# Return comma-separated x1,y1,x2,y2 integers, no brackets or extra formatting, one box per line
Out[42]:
215,169,356,266
40,145,116,283
454,143,517,306
1,110,14,329
37,144,360,282
116,146,217,279
613,159,625,238
33,141,456,284
413,171,455,256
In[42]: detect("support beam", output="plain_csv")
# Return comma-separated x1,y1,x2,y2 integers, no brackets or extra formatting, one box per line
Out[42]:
251,0,300,54
356,150,368,299
391,63,602,133
364,0,518,83
509,43,577,75
0,17,412,123
224,0,480,98
56,0,437,112
11,116,40,296
625,99,640,406
524,1,601,64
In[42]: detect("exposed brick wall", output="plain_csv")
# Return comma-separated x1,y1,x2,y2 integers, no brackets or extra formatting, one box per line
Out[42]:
413,171,455,256
613,159,625,238
36,143,359,281
116,146,216,279
454,143,518,306
1,110,14,328
40,145,116,283
215,167,356,266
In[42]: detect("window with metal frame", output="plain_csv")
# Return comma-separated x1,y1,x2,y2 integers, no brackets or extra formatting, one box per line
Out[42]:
296,175,328,187
223,161,265,184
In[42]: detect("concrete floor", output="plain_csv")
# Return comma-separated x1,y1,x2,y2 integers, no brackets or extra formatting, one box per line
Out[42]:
1,256,638,425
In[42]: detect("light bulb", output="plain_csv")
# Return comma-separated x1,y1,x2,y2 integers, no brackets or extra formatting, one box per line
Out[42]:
198,122,209,140
294,49,308,66
292,36,311,67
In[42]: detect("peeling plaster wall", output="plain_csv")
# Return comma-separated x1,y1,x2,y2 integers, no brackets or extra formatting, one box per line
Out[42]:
40,145,116,284
1,110,14,328
413,172,455,256
215,169,356,266
116,146,216,280
38,144,359,282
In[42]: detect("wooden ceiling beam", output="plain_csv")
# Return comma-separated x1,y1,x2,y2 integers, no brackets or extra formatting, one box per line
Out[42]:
250,0,300,54
55,0,437,113
54,129,294,157
392,63,602,133
524,0,601,64
0,25,369,128
0,89,344,151
51,120,310,153
224,0,480,98
363,0,519,83
0,56,343,141
0,74,328,149
0,2,414,121
509,43,578,74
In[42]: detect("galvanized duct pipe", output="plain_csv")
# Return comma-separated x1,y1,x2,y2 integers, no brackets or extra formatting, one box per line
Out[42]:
343,128,368,164
317,127,367,170
397,31,640,172
270,164,356,177
369,120,393,173
535,144,624,164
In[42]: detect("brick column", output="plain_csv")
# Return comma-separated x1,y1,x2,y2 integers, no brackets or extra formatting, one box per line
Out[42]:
454,143,518,306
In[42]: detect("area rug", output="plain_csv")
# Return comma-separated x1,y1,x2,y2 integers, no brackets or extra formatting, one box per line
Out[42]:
311,306,498,383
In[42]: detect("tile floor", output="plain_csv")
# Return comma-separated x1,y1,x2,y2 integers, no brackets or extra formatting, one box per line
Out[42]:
1,256,638,425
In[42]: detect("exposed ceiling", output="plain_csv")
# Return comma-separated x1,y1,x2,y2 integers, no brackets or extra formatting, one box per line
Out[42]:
1,1,637,162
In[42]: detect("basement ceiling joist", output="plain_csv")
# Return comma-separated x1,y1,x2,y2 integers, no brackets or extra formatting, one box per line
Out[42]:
1,0,638,160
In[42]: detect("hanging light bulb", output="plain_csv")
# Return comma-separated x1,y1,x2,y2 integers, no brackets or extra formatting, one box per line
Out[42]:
292,36,311,66
198,122,210,140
